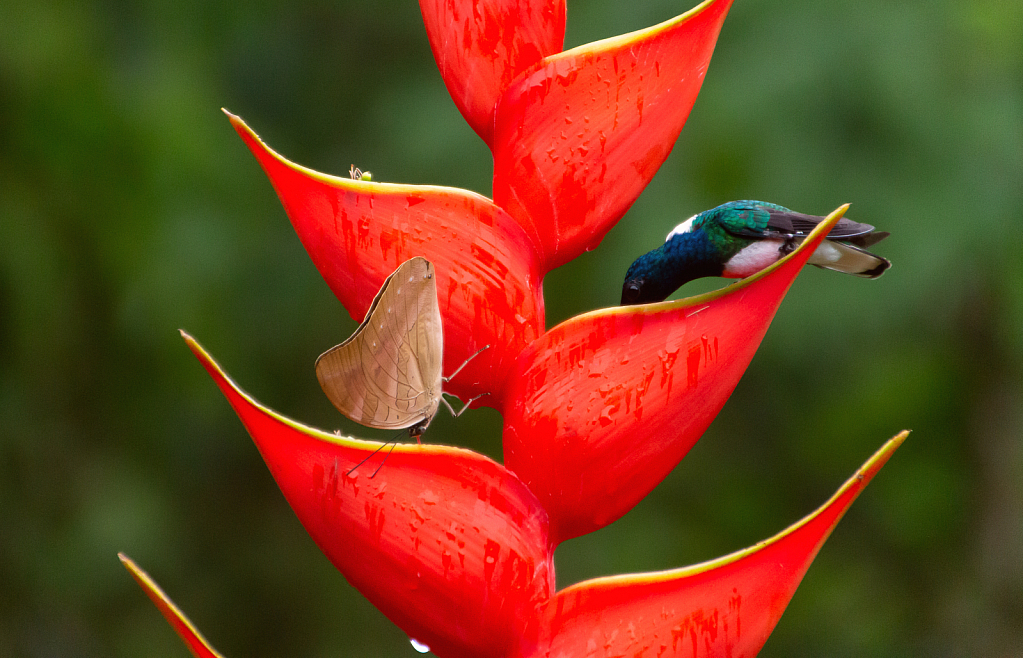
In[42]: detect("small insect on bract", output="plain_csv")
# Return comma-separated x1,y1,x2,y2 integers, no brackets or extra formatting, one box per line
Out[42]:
349,165,372,181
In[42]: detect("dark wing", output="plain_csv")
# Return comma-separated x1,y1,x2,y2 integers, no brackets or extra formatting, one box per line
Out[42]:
777,210,890,248
717,201,888,249
770,209,875,238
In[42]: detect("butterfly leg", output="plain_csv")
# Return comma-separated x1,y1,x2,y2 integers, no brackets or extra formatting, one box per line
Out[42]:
440,392,491,418
442,345,491,383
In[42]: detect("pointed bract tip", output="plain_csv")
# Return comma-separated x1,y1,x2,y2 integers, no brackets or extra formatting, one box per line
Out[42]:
224,111,258,140
824,204,850,223
178,329,201,355
179,331,220,378
118,553,226,658
558,202,854,324
179,328,461,453
221,109,249,133
547,430,910,596
559,0,731,60
755,203,849,278
118,552,160,592
830,430,909,505
716,429,908,569
862,429,910,475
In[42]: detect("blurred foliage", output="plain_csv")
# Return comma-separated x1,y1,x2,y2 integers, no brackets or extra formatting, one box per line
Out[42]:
1,0,1021,656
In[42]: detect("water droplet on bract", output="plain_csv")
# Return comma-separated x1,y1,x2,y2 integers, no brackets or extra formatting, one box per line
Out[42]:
410,638,431,653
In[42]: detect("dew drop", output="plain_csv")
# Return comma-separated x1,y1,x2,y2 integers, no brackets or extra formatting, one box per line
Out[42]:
410,638,431,653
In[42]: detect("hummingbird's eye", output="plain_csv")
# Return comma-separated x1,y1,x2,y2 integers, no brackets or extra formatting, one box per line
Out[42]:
621,280,643,305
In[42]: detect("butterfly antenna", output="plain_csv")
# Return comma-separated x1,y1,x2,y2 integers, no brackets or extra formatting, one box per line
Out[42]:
441,391,491,418
347,430,403,478
442,345,490,383
368,441,397,479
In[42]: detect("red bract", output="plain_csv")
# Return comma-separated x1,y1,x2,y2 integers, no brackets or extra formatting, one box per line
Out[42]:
515,432,906,658
492,0,734,270
503,209,847,542
184,332,554,658
146,332,906,658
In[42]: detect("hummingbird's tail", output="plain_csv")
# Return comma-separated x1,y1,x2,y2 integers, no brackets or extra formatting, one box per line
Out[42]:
807,239,891,278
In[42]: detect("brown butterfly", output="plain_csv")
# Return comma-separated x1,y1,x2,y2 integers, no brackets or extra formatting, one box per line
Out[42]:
315,257,485,444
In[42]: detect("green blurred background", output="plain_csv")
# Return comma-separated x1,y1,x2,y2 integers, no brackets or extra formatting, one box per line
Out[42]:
2,0,1021,655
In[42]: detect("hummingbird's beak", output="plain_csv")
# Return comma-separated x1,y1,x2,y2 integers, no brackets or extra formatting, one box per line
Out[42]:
621,279,643,305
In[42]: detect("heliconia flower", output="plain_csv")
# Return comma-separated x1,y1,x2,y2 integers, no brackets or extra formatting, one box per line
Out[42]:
228,0,734,399
502,208,849,542
127,332,907,657
125,1,906,655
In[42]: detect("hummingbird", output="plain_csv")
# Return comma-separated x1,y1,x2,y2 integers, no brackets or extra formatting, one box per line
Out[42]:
621,200,890,305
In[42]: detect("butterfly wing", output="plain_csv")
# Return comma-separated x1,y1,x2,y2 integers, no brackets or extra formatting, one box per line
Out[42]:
316,257,442,430
408,259,443,420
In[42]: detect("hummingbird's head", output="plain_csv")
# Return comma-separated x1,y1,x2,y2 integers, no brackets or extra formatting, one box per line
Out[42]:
621,248,676,305
622,215,724,305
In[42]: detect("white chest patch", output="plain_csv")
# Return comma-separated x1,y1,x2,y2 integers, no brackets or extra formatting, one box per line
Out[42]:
665,215,698,242
722,240,786,277
808,241,842,264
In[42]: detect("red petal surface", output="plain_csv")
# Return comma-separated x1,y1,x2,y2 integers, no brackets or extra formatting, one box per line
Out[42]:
514,432,908,658
183,332,554,658
419,0,566,145
119,554,225,658
228,112,544,403
492,0,734,270
502,209,847,543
